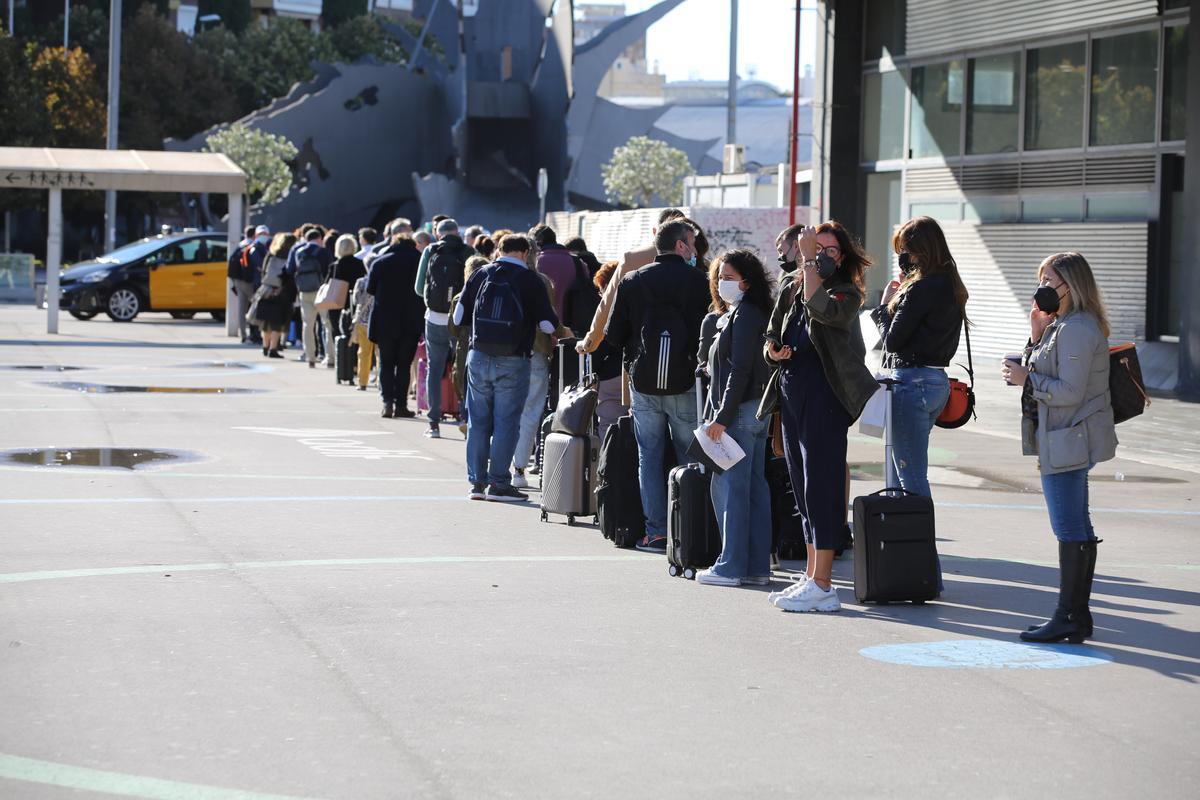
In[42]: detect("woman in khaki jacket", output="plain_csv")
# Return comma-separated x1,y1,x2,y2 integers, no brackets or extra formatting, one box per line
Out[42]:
1003,252,1117,644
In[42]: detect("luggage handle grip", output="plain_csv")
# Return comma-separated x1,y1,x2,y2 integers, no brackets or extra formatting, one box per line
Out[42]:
869,487,920,498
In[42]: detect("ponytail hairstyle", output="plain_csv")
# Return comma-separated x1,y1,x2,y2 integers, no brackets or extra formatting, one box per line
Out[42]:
1038,252,1111,338
814,220,871,292
890,216,969,313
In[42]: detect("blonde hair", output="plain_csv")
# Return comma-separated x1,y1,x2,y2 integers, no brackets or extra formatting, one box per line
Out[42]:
335,234,358,259
1038,252,1110,338
465,255,488,279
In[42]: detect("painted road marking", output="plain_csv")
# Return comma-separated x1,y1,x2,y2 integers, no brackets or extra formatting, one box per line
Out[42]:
940,501,1200,517
234,426,432,462
0,467,462,483
0,494,469,506
0,752,316,800
0,554,646,584
860,639,1114,669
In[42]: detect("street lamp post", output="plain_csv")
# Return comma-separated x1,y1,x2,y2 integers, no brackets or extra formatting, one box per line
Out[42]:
727,0,737,147
104,0,121,253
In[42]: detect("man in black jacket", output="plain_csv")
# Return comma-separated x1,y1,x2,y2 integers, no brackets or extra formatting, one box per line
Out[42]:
605,219,711,552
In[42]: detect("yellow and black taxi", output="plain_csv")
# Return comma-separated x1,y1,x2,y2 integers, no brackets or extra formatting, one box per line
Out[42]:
60,232,229,322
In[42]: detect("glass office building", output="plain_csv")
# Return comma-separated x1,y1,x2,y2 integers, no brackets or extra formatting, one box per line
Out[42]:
818,0,1194,392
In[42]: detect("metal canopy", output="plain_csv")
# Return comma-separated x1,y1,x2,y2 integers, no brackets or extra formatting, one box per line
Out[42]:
0,147,247,195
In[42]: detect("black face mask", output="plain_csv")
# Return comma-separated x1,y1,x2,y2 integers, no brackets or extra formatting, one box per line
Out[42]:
815,251,838,280
778,254,796,272
897,252,913,276
1034,285,1063,314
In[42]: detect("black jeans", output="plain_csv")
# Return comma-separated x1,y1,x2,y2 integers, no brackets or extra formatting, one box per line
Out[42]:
377,333,419,407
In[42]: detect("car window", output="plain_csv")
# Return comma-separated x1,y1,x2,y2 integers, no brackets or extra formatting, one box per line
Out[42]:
206,240,228,261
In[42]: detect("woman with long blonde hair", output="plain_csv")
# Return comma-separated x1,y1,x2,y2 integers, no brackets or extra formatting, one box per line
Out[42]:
1002,252,1116,644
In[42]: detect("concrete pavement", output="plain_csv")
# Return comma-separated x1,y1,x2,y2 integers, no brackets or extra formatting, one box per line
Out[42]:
0,306,1197,799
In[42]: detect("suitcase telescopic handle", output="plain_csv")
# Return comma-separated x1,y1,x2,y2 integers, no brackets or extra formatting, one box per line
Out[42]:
695,376,705,424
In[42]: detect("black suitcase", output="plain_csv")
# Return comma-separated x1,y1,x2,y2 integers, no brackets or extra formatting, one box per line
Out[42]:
852,379,939,603
596,414,645,548
666,378,722,579
335,334,357,385
767,454,807,561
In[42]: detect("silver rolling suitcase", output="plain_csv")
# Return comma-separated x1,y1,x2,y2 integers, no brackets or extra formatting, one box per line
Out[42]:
540,352,599,526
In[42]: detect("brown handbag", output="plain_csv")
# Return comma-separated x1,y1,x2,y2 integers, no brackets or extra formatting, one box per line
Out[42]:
1109,343,1150,424
770,411,785,458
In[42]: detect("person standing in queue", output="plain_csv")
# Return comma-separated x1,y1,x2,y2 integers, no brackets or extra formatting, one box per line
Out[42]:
762,222,878,612
1003,252,1116,644
870,216,968,592
368,233,426,419
694,250,774,587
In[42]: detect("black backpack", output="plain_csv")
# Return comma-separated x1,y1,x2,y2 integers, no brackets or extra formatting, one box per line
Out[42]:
471,263,527,357
563,256,600,337
630,278,695,395
294,247,323,292
227,244,245,282
425,240,467,313
596,414,645,548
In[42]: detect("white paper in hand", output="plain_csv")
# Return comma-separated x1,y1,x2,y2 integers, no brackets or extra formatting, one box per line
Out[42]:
690,424,747,473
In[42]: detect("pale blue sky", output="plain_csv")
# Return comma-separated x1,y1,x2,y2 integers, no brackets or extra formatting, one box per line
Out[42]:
612,0,818,90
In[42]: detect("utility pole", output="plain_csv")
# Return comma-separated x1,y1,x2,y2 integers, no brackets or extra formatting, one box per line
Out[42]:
788,2,801,225
63,0,69,50
726,0,737,147
104,0,121,253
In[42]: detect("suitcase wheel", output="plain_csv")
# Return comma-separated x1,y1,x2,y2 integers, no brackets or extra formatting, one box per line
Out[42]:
683,567,696,581
668,563,680,578
539,510,547,522
567,515,575,526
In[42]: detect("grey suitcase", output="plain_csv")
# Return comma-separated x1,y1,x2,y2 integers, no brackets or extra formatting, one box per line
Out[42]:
539,432,600,526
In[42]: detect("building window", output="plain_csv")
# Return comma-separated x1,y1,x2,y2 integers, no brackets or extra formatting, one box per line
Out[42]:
910,61,963,159
864,0,906,61
862,71,906,162
1025,42,1086,151
1022,195,1083,222
967,52,1020,155
1162,25,1188,141
964,196,1020,223
1089,30,1159,147
909,201,962,223
1086,192,1151,221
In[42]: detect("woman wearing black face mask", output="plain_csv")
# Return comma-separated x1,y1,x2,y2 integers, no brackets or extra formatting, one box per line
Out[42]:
1001,252,1116,644
870,217,968,592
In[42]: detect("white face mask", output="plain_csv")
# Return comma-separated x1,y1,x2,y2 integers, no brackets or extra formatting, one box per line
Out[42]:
718,279,745,305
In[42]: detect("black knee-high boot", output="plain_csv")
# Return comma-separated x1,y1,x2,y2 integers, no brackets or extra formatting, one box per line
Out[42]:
1073,539,1101,640
1020,541,1092,644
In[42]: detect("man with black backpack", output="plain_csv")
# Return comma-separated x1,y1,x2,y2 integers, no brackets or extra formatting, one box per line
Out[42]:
287,227,334,368
227,224,263,344
452,234,560,503
604,219,711,552
414,218,474,438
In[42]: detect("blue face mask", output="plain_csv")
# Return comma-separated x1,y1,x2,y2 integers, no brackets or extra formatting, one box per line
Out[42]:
685,254,697,268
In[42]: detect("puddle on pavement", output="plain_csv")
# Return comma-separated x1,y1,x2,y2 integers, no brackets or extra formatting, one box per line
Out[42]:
40,381,263,394
175,361,265,371
1,365,85,371
0,447,194,470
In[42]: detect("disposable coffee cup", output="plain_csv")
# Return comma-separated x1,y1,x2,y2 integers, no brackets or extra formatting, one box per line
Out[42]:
1003,353,1022,385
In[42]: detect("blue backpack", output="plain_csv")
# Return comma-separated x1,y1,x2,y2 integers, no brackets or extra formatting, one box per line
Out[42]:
471,263,527,357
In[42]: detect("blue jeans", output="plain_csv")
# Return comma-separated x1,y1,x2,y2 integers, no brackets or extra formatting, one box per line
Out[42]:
885,367,950,497
630,386,699,539
465,351,531,487
424,320,453,424
512,351,550,472
1041,466,1097,542
709,402,772,580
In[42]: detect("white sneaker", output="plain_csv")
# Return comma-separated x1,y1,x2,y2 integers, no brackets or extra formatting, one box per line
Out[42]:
511,471,529,489
695,569,740,587
774,580,841,613
767,574,810,603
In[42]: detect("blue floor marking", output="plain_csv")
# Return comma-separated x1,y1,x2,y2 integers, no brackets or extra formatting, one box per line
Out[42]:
860,639,1114,669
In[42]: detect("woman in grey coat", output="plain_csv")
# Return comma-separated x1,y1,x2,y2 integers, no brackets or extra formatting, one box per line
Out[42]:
1003,252,1117,644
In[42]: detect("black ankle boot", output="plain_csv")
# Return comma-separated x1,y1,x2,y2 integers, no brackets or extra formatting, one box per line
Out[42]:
1021,541,1090,644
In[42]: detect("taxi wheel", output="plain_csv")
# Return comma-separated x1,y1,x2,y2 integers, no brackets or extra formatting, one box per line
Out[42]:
105,286,142,322
169,311,196,320
210,310,226,322
69,309,99,321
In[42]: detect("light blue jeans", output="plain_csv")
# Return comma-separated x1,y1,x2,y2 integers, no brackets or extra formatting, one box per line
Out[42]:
465,351,531,488
512,351,550,473
424,320,453,424
886,367,951,497
1041,466,1097,542
709,401,772,580
630,386,699,540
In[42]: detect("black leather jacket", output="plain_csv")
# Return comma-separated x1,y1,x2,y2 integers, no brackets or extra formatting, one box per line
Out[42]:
870,272,963,369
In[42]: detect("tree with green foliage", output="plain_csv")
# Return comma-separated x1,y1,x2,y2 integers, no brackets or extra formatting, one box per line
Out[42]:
0,34,49,147
601,136,693,208
31,46,106,148
324,14,406,65
322,0,368,29
198,0,253,35
204,124,298,206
